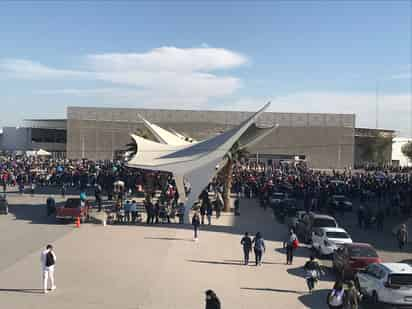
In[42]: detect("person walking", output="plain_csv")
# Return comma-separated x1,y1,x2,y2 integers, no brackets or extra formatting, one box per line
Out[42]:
344,280,360,309
205,289,221,309
327,281,345,309
206,203,213,225
192,212,200,241
304,255,322,293
397,224,408,250
240,232,252,265
178,203,185,224
283,229,297,265
40,244,57,294
252,232,265,266
200,204,206,225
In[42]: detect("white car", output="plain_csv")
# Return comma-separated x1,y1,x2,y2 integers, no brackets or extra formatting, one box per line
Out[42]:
356,263,412,307
311,227,352,256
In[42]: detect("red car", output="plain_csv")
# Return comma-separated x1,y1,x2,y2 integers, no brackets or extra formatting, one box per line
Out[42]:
333,242,381,279
56,198,90,223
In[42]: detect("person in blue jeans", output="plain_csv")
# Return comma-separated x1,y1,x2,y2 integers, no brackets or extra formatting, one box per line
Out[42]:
252,232,265,266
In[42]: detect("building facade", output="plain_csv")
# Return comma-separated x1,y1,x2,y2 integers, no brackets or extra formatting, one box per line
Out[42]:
67,106,355,169
0,120,66,157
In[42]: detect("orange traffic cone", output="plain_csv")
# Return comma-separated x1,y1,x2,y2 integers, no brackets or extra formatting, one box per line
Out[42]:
76,216,81,228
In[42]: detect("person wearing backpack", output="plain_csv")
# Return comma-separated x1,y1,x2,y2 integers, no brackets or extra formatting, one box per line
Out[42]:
40,244,57,294
252,232,265,266
327,281,345,309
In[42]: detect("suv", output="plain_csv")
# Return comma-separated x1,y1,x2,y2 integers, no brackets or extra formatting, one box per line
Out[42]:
312,227,352,257
356,263,412,307
296,213,338,243
333,243,380,280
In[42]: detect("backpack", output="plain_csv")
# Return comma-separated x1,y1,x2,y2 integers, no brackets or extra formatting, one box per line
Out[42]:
45,251,55,267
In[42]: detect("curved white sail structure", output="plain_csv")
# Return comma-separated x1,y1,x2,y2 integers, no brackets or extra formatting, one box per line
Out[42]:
138,115,194,146
128,102,276,221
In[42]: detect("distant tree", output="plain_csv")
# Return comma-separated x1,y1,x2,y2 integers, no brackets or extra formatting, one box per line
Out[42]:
222,142,249,212
361,133,392,165
402,142,412,162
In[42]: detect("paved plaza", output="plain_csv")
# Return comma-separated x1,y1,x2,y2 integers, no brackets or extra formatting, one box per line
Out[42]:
0,193,410,309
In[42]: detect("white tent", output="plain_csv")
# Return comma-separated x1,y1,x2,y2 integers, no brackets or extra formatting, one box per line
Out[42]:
36,149,51,156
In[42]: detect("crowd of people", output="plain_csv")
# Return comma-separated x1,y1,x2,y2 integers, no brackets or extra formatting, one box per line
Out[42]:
4,155,412,308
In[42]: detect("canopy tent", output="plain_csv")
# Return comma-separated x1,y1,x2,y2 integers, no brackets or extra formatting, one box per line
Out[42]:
36,149,52,156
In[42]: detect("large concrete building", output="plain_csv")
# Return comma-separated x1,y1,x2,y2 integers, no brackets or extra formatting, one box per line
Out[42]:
67,106,356,169
0,120,66,157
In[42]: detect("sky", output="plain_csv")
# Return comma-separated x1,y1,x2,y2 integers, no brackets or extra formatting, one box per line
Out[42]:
0,1,411,135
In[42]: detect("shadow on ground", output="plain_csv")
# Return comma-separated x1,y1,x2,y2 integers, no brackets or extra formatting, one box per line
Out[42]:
0,288,44,294
286,266,336,283
241,287,303,294
144,236,193,242
7,203,70,225
298,288,329,309
187,259,244,266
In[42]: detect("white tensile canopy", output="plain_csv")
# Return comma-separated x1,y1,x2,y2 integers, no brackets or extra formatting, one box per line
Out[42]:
36,149,52,156
128,102,276,222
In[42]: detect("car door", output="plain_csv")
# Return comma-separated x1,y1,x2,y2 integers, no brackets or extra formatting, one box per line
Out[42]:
358,264,375,295
363,265,382,295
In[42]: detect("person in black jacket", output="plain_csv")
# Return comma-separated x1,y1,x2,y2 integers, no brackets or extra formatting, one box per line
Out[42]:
205,289,221,309
240,232,252,265
192,212,200,241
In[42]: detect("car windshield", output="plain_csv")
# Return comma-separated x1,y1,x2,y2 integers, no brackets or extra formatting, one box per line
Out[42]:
389,274,412,286
326,232,349,239
349,246,378,258
313,218,336,228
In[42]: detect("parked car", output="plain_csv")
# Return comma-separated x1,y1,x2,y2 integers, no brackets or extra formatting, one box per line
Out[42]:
296,213,338,243
329,195,353,211
311,227,352,256
270,192,287,208
356,263,412,307
333,242,381,279
0,196,8,215
56,198,90,223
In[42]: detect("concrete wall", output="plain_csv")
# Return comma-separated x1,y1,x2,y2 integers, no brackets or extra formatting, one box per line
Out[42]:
67,107,355,168
0,127,31,151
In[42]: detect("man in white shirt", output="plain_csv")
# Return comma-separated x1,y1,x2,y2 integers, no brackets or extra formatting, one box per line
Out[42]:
40,244,57,294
